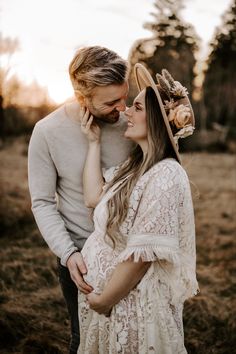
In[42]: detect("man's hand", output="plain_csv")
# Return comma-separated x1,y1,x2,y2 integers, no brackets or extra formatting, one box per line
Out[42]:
86,293,112,317
67,252,93,294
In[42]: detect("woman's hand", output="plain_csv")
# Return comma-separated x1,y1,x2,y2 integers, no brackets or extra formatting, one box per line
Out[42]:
80,107,101,143
86,292,112,317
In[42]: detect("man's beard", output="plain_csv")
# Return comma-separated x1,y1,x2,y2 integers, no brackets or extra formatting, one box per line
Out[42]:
91,106,120,124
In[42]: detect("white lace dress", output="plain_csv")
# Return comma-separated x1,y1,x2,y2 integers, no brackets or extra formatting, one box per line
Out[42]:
77,158,198,354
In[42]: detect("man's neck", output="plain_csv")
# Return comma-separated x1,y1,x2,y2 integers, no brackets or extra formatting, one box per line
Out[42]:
64,100,81,123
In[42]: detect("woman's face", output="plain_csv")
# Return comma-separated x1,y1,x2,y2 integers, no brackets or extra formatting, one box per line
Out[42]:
124,89,147,145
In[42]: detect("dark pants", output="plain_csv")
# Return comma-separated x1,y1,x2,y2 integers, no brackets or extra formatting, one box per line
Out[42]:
57,259,80,354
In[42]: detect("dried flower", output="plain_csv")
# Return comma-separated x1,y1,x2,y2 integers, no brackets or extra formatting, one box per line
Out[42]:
170,81,189,98
156,74,171,98
164,98,178,111
173,125,195,144
153,68,194,145
162,69,175,90
168,104,191,129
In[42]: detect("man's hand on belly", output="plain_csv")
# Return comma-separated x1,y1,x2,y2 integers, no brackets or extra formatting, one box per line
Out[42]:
67,252,93,294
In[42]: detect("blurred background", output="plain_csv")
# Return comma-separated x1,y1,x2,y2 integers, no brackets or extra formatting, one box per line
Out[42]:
0,0,235,353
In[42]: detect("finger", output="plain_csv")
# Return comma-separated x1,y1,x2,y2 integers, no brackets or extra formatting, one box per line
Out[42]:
71,270,93,292
76,255,87,275
81,108,90,126
78,279,94,293
86,114,94,129
79,287,91,295
79,106,85,121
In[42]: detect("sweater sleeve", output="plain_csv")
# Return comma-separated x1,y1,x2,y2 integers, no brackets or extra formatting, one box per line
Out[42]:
28,123,78,266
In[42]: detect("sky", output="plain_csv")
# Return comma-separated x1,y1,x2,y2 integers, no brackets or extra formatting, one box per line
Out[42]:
0,0,233,103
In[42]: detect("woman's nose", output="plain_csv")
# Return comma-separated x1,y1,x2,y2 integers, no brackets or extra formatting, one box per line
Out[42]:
124,107,132,117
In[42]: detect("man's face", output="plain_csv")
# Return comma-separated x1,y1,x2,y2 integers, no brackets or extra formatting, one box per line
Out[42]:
84,82,129,124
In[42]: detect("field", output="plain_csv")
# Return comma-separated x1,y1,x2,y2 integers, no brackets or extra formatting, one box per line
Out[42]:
0,137,235,354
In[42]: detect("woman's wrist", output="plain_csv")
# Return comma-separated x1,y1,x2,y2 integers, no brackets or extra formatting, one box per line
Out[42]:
99,292,116,308
88,139,100,147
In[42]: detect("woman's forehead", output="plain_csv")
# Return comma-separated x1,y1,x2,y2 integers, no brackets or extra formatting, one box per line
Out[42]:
134,89,146,104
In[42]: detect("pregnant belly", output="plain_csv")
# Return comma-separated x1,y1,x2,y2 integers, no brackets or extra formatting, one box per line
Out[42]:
81,232,117,293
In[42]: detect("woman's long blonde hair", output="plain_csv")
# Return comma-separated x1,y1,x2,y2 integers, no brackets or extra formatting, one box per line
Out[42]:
105,86,177,247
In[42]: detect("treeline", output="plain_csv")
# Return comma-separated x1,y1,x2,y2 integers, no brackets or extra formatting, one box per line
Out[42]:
0,0,235,150
0,34,57,142
127,0,236,150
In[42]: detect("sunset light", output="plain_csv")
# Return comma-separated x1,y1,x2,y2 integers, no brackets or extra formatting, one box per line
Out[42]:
1,0,233,103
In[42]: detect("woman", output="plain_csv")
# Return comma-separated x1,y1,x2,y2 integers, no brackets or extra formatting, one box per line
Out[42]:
78,64,199,353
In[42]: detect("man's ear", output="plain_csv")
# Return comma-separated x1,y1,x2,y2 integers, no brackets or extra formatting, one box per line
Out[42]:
75,90,86,106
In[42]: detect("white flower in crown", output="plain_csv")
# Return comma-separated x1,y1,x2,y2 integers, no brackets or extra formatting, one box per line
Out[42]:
168,104,191,129
164,98,178,111
170,81,189,98
173,124,195,144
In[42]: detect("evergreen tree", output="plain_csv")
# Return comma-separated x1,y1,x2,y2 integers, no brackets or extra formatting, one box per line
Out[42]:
203,0,236,139
128,0,199,107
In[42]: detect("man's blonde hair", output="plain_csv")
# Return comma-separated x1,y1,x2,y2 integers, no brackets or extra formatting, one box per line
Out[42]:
69,46,129,97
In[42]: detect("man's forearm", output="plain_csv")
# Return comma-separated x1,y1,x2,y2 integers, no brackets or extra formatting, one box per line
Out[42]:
32,200,77,265
99,259,150,307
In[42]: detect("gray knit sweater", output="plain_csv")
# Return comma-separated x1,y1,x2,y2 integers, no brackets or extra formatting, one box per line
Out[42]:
28,101,133,265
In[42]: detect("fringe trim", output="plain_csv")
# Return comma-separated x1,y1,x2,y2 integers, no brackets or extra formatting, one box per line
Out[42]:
177,265,200,303
171,279,199,305
117,245,180,264
118,245,199,305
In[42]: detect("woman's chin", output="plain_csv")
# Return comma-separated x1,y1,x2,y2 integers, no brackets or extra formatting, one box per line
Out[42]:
124,130,138,143
124,130,132,139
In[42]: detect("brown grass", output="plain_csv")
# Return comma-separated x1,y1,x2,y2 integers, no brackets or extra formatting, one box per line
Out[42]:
0,138,235,354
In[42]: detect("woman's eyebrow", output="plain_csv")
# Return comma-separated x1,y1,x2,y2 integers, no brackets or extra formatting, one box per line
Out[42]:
134,100,143,106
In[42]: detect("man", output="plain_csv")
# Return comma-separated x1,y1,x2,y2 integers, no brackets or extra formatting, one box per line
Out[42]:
28,46,133,354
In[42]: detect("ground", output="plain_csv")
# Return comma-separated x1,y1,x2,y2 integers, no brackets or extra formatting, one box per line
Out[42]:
0,137,235,354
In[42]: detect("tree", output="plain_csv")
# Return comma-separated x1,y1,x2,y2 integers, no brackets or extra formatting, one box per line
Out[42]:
128,0,199,112
0,33,20,99
0,33,55,138
0,34,19,139
203,0,236,140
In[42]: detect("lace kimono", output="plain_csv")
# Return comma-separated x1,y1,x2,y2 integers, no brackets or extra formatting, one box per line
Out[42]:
78,158,198,354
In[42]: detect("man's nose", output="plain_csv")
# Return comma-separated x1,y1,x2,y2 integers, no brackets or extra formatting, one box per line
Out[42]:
115,99,126,112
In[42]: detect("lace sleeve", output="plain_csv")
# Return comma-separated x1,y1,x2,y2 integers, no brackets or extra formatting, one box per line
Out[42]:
118,160,188,264
118,159,199,303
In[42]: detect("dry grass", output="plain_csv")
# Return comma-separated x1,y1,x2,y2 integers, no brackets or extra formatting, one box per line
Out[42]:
0,138,235,354
182,153,236,354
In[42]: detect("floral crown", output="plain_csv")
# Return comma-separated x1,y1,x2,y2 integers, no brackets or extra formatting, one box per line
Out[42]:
156,69,195,144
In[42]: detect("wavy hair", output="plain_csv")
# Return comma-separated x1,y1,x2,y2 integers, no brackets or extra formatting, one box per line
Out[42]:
69,46,129,98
